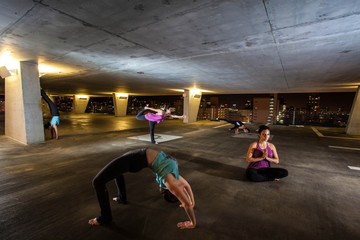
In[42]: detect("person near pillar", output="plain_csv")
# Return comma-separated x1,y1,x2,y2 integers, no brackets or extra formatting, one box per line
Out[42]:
245,125,288,182
216,118,250,134
41,89,60,140
136,105,186,144
88,148,196,229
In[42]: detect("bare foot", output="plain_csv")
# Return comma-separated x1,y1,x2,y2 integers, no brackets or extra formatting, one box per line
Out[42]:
177,221,195,229
275,178,280,181
88,218,100,226
113,197,127,204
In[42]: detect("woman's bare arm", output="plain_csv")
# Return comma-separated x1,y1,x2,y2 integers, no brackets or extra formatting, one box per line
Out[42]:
246,142,265,163
165,174,196,229
170,114,186,119
265,143,279,164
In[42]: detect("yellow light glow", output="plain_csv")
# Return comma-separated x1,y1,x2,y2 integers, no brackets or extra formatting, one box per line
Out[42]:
169,89,185,93
170,88,213,93
76,95,88,99
0,51,18,73
38,64,60,73
190,88,202,96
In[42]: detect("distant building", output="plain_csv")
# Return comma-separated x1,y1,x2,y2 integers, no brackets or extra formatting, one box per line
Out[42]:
217,108,230,119
245,99,253,109
253,96,276,124
210,97,219,107
306,94,320,119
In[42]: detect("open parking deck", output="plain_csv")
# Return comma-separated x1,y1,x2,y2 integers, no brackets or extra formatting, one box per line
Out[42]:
0,113,360,240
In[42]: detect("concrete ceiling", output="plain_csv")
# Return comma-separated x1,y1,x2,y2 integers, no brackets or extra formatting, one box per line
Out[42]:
1,0,360,96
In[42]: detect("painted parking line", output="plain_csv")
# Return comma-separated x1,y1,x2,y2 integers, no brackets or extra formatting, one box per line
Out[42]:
348,166,360,171
311,127,360,140
213,123,231,128
311,126,324,137
329,145,360,151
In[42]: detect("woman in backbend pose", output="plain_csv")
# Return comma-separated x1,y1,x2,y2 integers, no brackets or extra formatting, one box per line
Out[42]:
41,89,60,139
88,148,196,229
136,105,186,144
245,125,288,182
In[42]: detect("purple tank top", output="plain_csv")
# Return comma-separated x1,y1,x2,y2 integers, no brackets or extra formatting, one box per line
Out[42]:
247,142,273,169
145,113,166,124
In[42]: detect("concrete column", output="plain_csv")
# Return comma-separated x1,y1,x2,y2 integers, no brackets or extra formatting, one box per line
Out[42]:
112,93,128,117
73,95,90,113
5,61,44,144
346,86,360,135
183,89,202,123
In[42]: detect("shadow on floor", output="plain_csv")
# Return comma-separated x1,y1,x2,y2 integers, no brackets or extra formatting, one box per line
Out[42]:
170,151,247,181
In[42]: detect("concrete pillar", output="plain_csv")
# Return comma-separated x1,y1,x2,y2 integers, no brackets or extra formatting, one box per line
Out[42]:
73,95,90,113
183,89,202,123
5,61,44,144
346,86,360,135
112,93,128,117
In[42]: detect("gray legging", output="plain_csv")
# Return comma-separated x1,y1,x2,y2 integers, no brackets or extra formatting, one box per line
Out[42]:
136,109,157,143
92,148,148,225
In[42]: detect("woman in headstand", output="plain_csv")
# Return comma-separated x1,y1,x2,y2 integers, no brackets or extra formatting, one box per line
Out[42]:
136,105,185,144
88,148,196,229
216,118,250,134
41,89,60,140
245,125,288,182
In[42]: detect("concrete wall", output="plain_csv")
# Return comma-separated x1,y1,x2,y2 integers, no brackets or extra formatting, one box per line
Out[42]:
5,61,44,144
112,93,128,117
73,95,90,113
183,89,202,123
346,86,360,135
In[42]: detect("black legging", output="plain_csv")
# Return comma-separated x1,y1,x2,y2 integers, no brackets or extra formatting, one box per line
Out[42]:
218,118,243,130
136,109,157,143
92,148,148,225
41,89,59,116
246,168,288,182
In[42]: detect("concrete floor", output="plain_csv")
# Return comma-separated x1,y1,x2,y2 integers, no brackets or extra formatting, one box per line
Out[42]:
0,113,360,240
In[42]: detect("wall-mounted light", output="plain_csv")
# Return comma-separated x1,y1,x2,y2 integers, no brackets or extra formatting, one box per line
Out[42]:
116,93,128,99
76,95,89,100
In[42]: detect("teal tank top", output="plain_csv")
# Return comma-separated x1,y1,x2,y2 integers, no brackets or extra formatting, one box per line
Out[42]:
152,151,179,189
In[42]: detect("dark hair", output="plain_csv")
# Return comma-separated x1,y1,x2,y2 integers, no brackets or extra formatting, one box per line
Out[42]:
258,125,270,134
44,122,51,129
159,188,179,203
164,105,171,111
